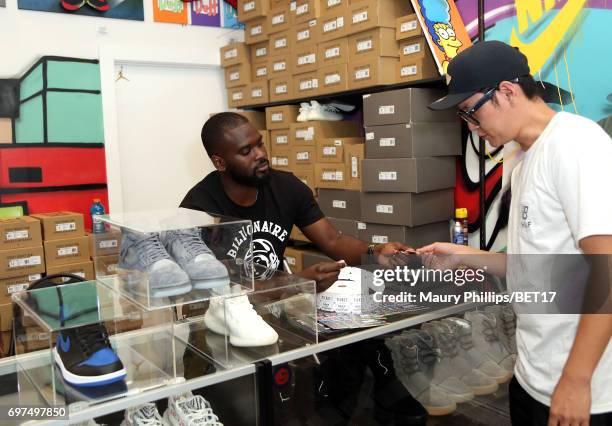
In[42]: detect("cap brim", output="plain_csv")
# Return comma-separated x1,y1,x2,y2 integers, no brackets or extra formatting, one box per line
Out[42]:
428,91,476,111
540,82,573,105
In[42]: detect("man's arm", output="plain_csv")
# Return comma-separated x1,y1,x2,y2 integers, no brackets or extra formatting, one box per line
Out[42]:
548,235,612,426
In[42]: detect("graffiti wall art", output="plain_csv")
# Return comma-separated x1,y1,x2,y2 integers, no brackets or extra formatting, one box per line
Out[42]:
18,0,144,21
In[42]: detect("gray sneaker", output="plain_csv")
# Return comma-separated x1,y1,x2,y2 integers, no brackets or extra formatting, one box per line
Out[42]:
118,229,191,298
160,228,229,289
485,305,517,354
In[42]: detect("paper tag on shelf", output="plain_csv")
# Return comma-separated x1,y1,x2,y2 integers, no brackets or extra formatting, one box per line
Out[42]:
225,48,237,59
352,11,368,24
272,14,285,25
403,43,421,56
355,68,370,80
99,239,118,249
275,84,287,94
229,72,240,81
323,146,337,156
275,38,287,49
252,88,263,98
365,132,374,140
56,222,76,232
401,65,418,77
379,171,397,181
379,105,394,115
251,25,262,36
351,157,358,178
5,229,29,240
296,3,308,15
380,137,395,147
298,29,310,41
58,246,79,257
376,204,393,214
232,92,243,101
256,47,267,57
256,67,267,77
325,73,341,85
401,20,418,33
297,151,310,160
357,39,372,52
325,46,340,58
372,235,389,244
271,112,283,122
276,135,288,144
332,200,347,209
273,61,286,71
9,255,41,268
244,1,255,12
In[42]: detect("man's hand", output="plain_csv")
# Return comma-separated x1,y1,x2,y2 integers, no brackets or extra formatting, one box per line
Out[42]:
298,260,346,292
374,242,415,267
548,374,591,426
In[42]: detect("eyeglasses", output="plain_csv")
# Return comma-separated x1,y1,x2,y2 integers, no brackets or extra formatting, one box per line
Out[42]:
457,87,497,126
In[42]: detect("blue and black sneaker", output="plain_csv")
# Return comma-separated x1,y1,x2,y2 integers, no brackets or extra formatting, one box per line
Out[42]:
54,322,127,387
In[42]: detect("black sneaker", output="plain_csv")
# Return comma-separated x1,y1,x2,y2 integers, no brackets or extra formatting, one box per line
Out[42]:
54,322,126,387
86,0,110,11
61,0,85,10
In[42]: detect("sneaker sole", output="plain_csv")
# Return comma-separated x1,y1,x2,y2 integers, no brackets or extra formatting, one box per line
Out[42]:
53,347,126,387
229,332,278,347
204,310,228,336
61,0,85,10
423,402,457,416
192,276,230,290
470,381,499,395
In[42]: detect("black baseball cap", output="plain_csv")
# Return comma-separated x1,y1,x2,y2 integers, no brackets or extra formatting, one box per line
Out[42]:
429,40,570,110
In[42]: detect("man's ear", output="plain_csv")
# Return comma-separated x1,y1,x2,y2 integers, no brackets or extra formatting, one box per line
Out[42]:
498,80,519,105
211,154,226,172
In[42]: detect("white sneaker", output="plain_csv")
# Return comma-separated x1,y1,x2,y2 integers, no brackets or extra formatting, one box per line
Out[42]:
297,102,312,122
307,100,343,121
164,392,223,426
204,294,279,347
121,403,165,425
327,101,356,112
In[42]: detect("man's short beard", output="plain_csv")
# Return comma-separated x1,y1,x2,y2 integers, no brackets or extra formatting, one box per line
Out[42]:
227,165,270,187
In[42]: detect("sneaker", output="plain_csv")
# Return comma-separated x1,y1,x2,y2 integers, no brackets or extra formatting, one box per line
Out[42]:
164,392,223,425
386,334,456,416
86,0,110,11
307,100,343,121
327,101,356,112
54,322,127,387
485,305,517,355
118,229,191,298
204,294,278,347
61,0,85,10
160,228,229,289
421,321,499,396
464,310,515,377
296,102,312,122
121,403,164,426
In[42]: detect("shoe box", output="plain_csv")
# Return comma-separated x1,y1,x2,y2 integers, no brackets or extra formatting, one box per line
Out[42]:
245,17,268,45
290,226,311,242
233,110,267,130
292,44,319,75
43,235,91,268
316,137,363,163
362,87,456,126
314,163,346,189
238,0,268,23
347,0,413,35
318,37,349,67
348,57,398,89
365,122,461,158
289,121,360,146
291,146,316,168
397,54,438,83
92,254,119,277
327,217,361,238
318,63,349,94
302,250,333,269
224,62,252,88
268,54,291,79
14,325,52,353
31,212,84,242
269,76,294,102
46,260,95,283
261,130,271,154
270,129,291,150
252,61,269,82
319,9,347,42
362,157,456,192
266,105,300,129
268,6,292,34
0,216,42,250
284,246,306,273
0,245,45,279
293,19,319,48
318,189,362,220
293,0,321,23
270,30,293,57
399,36,427,62
0,330,11,356
247,81,270,104
220,42,250,69
294,71,321,98
345,142,364,190
0,303,12,332
270,148,292,171
358,221,450,247
292,165,316,194
321,0,348,15
0,273,41,302
227,86,248,108
250,41,270,64
360,189,454,226
105,312,144,334
396,13,422,40
348,27,398,63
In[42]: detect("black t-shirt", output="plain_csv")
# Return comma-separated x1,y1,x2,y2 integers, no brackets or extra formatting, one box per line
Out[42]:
180,170,324,278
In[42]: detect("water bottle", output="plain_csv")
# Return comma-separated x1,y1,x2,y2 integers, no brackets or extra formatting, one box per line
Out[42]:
452,208,468,245
91,198,106,234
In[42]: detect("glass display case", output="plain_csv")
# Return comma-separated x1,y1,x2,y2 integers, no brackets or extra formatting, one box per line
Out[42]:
92,209,254,310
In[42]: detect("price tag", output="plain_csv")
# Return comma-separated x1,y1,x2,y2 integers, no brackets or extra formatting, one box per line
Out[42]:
55,222,76,232
378,171,398,181
9,255,41,268
401,20,418,33
58,246,79,257
401,65,418,77
352,11,368,24
332,200,347,209
5,229,29,241
276,135,288,144
355,68,370,80
376,204,394,214
372,235,389,244
323,146,337,156
403,43,421,55
379,105,394,115
380,137,395,147
225,49,237,59
325,47,340,58
271,113,283,122
357,39,372,52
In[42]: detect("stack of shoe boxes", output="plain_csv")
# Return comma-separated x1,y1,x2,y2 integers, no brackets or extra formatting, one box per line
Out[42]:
266,104,300,178
395,12,438,82
90,229,121,280
0,216,45,357
221,41,253,108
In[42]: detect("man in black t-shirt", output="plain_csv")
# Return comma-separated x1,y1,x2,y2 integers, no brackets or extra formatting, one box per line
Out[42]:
181,112,412,287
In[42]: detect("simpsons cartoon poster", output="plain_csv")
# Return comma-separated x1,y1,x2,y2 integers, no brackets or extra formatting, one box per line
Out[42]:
410,0,471,75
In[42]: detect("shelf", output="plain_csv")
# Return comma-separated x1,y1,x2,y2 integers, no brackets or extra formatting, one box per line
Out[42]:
241,77,447,110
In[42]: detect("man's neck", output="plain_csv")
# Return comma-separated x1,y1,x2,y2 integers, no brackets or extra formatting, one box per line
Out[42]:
514,100,558,151
219,173,258,207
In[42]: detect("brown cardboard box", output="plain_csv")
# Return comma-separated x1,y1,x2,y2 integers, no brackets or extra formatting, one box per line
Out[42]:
247,81,270,104
252,61,270,82
315,163,346,189
0,246,45,279
105,312,144,334
397,54,439,83
269,0,288,9
235,110,267,129
220,42,250,68
290,226,311,242
328,217,360,238
268,54,291,78
365,122,461,158
293,19,319,48
320,0,347,14
294,0,321,23
318,38,349,70
291,146,316,167
225,62,252,88
292,165,316,194
345,142,364,191
89,229,121,257
360,190,454,226
266,105,300,129
348,27,398,62
46,260,95,283
362,157,456,193
0,274,41,304
261,130,271,154
269,76,294,102
245,17,268,45
362,87,457,126
14,326,52,353
44,236,90,267
302,250,332,269
0,303,13,331
238,0,269,22
1,330,11,356
0,216,42,250
358,221,450,247
268,7,291,34
319,10,346,42
347,0,413,35
318,63,348,94
399,37,427,61
316,136,362,163
290,121,360,146
31,212,84,241
396,13,422,40
348,57,398,89
284,246,305,272
270,148,292,171
270,129,291,149
93,254,119,277
318,189,361,220
294,71,320,98
270,30,293,56
292,44,319,75
227,86,248,108
250,41,270,63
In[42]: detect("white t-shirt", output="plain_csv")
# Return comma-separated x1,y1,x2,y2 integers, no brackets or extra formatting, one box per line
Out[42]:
507,111,612,413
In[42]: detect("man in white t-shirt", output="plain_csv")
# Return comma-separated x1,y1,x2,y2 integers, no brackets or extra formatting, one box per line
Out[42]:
420,41,612,425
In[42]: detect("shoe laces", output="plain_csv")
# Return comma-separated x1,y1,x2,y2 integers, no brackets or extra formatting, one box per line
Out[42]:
449,322,475,351
179,395,222,425
321,104,340,113
399,335,437,374
134,233,170,265
132,403,163,425
500,307,516,337
482,317,501,343
432,328,459,359
76,322,111,357
171,228,213,258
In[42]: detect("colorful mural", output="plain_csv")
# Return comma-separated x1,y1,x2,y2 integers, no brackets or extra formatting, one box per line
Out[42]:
152,0,241,27
18,0,144,21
